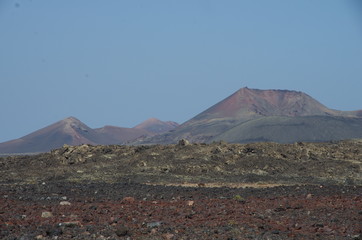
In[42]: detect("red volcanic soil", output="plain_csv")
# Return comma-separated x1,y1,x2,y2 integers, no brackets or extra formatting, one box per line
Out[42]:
1,182,361,239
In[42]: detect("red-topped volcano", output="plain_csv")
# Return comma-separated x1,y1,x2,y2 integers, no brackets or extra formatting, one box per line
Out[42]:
194,87,361,120
140,88,362,144
200,88,335,118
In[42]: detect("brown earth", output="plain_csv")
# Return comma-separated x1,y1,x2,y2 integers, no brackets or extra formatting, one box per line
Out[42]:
0,140,361,239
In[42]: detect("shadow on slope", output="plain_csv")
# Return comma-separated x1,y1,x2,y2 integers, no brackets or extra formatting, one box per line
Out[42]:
212,115,362,143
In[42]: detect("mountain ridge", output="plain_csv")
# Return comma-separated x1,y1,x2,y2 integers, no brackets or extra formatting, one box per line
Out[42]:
0,117,178,154
2,87,362,153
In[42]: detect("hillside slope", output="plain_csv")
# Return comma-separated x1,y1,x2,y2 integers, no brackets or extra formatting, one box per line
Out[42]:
212,115,362,143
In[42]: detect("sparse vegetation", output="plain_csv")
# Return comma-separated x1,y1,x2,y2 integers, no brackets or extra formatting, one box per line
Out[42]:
233,194,246,203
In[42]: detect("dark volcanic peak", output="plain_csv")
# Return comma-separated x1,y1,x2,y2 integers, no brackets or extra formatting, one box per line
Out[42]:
197,87,336,119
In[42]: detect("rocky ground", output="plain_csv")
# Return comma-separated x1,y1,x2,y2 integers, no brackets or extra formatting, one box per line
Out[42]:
0,140,361,239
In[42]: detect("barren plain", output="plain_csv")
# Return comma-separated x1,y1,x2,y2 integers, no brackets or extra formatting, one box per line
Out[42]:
1,140,361,239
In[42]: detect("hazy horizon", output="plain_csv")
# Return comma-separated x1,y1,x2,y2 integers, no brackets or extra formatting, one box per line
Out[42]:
1,1,362,142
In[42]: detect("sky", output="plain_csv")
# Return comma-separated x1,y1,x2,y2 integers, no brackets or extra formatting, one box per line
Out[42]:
1,0,362,142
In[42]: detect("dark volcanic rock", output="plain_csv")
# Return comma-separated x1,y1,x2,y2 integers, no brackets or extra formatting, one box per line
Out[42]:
1,140,361,186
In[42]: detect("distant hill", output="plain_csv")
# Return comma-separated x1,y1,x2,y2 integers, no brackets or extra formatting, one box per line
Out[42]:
93,125,151,145
138,88,362,144
0,117,178,154
134,118,179,134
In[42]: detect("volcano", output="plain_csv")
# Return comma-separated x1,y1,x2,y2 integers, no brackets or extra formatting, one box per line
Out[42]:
139,88,362,144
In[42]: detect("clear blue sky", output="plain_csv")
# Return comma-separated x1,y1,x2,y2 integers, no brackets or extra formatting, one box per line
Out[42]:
1,0,362,142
